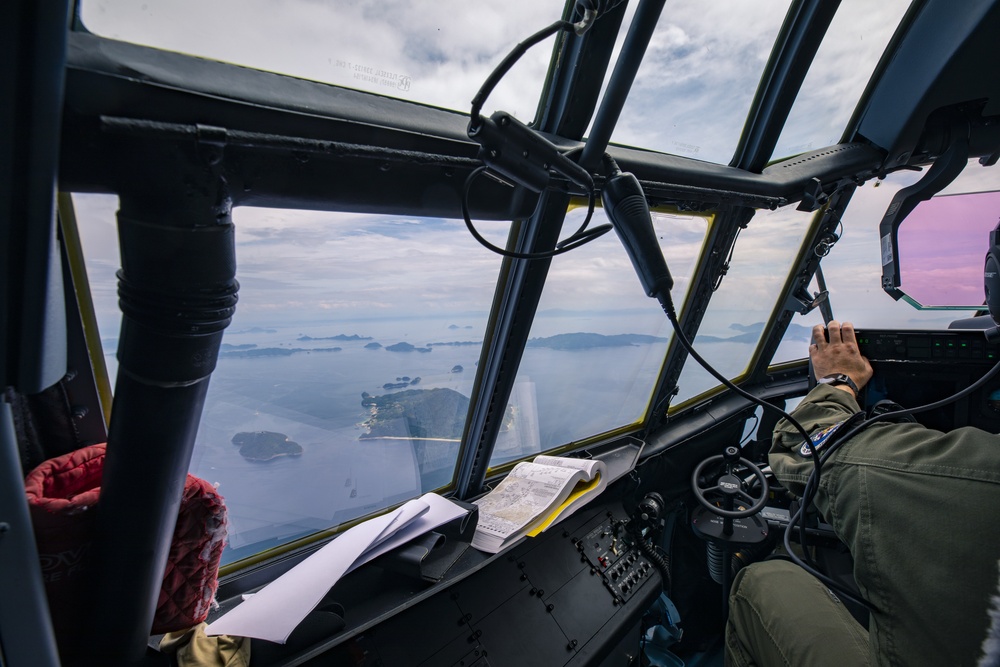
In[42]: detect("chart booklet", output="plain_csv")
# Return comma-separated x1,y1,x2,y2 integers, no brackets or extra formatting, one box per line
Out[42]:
471,455,608,553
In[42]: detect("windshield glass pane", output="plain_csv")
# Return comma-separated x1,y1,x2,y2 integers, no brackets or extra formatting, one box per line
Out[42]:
78,0,565,118
608,0,791,163
772,0,913,159
490,208,708,465
672,205,814,407
897,189,1000,309
771,161,996,365
73,194,501,565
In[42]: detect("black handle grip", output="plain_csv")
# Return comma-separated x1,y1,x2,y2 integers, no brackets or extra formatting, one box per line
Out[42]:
602,172,673,300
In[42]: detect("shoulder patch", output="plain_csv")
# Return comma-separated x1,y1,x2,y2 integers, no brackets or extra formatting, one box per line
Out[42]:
800,421,846,457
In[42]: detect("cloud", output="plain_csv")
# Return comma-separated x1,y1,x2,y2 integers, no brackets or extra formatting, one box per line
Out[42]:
79,0,562,118
80,0,913,165
774,1,913,156
70,2,956,345
602,1,912,164
605,2,789,162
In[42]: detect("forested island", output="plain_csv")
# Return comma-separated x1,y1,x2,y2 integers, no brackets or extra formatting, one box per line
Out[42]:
360,388,468,439
382,376,421,390
385,342,432,353
231,431,303,461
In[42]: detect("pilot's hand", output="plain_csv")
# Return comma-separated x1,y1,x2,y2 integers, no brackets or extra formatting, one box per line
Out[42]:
810,321,873,395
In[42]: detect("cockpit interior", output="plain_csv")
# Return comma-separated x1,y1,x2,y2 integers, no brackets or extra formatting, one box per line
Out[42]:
4,0,1000,665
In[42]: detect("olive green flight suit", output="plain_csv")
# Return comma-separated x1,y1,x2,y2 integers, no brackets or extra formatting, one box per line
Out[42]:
726,384,1000,667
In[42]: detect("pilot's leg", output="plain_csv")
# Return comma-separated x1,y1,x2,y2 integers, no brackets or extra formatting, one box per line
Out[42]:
725,559,870,667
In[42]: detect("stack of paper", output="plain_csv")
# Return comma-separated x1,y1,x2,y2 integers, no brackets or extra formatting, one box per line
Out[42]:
206,493,468,643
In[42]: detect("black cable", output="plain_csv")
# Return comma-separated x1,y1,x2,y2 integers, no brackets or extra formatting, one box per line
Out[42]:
461,166,611,259
780,503,875,610
713,226,742,292
468,2,617,128
469,20,575,130
463,12,617,261
636,536,673,594
656,291,823,476
651,289,887,608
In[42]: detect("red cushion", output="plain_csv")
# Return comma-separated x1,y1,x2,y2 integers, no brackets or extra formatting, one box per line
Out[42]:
25,443,228,639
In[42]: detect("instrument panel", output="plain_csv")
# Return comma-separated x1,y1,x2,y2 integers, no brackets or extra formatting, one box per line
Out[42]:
855,328,1000,432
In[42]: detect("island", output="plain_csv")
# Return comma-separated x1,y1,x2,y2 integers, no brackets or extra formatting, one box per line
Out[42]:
219,346,341,358
365,342,383,349
379,376,423,390
360,388,468,439
297,334,373,341
221,343,257,351
451,365,463,373
695,322,813,344
385,342,432,353
359,388,516,489
526,332,667,350
231,431,303,462
229,327,277,335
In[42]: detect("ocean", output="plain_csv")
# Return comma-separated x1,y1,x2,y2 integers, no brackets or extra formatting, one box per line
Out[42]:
102,315,769,564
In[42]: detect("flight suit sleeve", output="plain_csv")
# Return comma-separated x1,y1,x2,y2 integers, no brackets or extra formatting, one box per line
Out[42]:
768,383,861,497
765,384,1000,667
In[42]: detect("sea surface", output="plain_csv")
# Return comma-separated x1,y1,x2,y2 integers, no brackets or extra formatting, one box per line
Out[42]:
102,315,776,564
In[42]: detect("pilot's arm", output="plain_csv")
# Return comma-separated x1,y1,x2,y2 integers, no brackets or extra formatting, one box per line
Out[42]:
763,320,1000,666
768,320,872,497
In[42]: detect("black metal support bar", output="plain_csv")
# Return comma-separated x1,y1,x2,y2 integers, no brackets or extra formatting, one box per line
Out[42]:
456,6,622,499
88,192,238,663
748,188,855,386
457,191,569,498
2,0,72,394
100,116,483,171
730,0,841,172
579,0,667,172
535,0,628,137
0,400,61,667
648,207,753,420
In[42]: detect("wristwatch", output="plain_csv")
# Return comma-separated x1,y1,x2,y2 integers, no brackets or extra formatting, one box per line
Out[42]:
818,373,859,395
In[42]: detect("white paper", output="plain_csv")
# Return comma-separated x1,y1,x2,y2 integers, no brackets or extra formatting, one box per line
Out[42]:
206,493,468,643
348,492,469,572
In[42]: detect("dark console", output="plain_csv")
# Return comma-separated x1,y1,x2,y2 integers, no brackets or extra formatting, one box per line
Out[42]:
855,328,1000,432
241,498,662,666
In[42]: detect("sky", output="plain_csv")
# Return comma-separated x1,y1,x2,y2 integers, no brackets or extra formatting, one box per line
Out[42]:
896,190,1000,307
72,0,999,348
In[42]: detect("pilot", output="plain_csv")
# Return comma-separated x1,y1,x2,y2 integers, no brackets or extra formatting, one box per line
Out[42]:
724,321,1000,667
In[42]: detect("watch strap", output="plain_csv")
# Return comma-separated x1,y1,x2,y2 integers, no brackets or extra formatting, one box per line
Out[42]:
819,373,859,395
